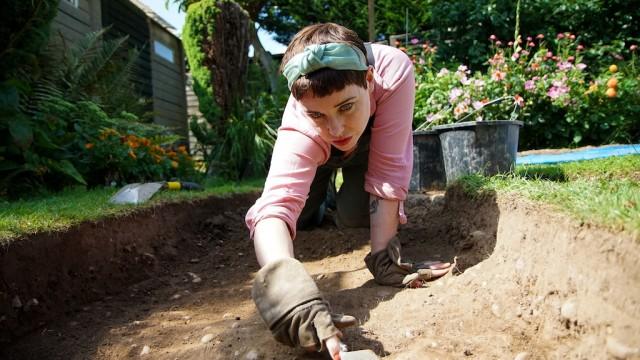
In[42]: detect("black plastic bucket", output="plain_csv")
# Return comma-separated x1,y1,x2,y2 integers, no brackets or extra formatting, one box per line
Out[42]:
434,120,523,184
410,130,446,192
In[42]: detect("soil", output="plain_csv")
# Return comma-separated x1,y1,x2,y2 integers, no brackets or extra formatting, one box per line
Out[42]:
1,187,639,360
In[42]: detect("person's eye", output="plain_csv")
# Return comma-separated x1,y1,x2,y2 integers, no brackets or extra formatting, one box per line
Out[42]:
339,103,354,112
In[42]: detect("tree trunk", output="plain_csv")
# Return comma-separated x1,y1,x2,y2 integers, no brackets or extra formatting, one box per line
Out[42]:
250,24,279,93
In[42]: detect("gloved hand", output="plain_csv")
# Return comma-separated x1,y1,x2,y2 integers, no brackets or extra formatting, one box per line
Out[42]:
364,236,451,288
252,257,355,351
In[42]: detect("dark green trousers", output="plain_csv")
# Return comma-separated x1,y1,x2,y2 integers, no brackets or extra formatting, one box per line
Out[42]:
297,124,372,230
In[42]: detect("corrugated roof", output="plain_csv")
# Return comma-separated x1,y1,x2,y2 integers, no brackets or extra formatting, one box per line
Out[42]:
129,0,181,38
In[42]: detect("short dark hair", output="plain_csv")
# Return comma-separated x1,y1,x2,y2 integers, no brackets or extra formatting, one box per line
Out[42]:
280,23,368,100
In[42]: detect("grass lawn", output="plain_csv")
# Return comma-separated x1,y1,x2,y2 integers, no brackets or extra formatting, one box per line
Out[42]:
0,178,264,244
2,155,638,244
458,154,640,237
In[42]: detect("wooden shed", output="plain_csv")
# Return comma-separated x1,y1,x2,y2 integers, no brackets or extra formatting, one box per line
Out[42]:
51,0,189,145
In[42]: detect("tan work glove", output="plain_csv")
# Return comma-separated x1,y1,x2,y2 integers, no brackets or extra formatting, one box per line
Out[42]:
364,236,450,287
252,257,355,351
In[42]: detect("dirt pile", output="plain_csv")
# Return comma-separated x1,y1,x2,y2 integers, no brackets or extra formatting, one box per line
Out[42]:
2,187,638,359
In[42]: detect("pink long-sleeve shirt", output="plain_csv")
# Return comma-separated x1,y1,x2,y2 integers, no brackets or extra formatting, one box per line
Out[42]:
245,44,415,239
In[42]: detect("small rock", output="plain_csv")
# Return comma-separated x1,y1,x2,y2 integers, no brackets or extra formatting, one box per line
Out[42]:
171,293,182,300
140,345,151,356
515,258,526,272
24,298,39,312
231,322,240,329
606,337,639,359
316,274,327,280
514,352,530,360
430,194,445,206
189,258,200,264
431,341,438,348
223,313,234,320
464,349,473,356
560,299,577,322
491,303,501,317
187,272,202,283
201,334,214,343
12,296,22,309
245,350,259,360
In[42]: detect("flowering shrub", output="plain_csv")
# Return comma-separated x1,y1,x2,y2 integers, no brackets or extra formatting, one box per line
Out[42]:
39,98,197,187
412,33,639,149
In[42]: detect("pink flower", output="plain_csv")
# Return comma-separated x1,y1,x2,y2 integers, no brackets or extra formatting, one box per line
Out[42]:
474,79,486,87
525,80,535,91
514,94,524,107
449,88,463,102
557,62,573,71
508,41,514,46
457,64,470,74
631,44,638,52
511,53,520,61
557,33,565,39
536,34,545,40
546,51,553,58
489,52,505,66
472,101,485,110
437,68,450,77
528,42,536,47
495,41,503,46
489,35,497,41
411,38,419,44
577,44,584,51
453,102,469,117
491,70,506,81
526,36,533,42
567,56,575,62
547,86,568,99
569,34,576,40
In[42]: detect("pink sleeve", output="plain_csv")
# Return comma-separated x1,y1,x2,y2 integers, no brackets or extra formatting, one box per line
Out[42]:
365,49,415,201
245,98,329,240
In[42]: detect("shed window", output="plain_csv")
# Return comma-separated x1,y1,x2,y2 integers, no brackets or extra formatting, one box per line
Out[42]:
63,0,79,7
154,40,174,63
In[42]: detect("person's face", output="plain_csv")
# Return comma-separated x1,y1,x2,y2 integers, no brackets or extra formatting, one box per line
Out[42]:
298,68,374,152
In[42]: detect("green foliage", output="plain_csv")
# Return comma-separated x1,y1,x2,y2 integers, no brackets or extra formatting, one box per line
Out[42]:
413,34,640,149
0,0,60,82
422,0,640,70
0,22,194,197
191,91,282,179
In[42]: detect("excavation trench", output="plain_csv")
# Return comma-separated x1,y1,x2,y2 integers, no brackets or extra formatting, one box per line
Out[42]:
1,187,638,359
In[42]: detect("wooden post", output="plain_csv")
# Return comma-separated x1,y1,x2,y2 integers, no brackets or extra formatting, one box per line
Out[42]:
368,0,375,42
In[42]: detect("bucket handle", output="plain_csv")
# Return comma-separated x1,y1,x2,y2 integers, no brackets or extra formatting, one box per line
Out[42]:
416,96,520,131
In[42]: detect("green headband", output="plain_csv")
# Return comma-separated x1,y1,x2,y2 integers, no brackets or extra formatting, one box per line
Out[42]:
282,42,369,90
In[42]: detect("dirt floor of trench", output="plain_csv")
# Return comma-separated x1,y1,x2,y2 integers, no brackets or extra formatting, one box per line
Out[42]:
1,187,639,360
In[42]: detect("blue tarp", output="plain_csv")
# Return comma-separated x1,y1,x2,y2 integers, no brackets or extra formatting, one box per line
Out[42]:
516,144,640,165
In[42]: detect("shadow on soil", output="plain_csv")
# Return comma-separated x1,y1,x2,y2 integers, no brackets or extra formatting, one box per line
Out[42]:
1,185,500,359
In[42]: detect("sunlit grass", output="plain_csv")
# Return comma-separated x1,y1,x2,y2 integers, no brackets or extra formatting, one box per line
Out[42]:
0,178,264,244
457,155,640,237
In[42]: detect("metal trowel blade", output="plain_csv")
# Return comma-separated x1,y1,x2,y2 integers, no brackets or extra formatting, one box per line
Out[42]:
339,350,379,360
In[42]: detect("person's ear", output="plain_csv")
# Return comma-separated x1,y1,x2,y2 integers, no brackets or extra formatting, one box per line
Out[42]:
366,66,374,93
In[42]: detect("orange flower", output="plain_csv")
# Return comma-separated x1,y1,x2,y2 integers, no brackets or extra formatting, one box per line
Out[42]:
607,78,618,89
140,138,151,147
85,143,94,150
531,63,540,71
